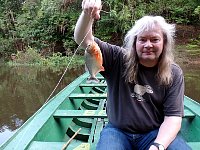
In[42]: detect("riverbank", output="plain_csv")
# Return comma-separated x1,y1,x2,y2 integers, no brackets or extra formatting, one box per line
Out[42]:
175,25,200,67
6,47,85,71
3,25,200,69
175,45,200,67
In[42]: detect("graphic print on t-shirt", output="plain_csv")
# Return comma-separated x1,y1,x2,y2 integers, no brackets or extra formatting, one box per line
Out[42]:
131,84,153,102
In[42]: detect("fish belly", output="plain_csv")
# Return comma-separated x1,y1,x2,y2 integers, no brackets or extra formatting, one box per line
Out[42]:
85,53,101,77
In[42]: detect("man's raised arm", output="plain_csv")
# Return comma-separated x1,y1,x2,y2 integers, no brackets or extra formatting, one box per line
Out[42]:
74,0,102,49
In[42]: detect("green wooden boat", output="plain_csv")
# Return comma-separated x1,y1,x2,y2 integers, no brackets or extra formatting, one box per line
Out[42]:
0,72,200,150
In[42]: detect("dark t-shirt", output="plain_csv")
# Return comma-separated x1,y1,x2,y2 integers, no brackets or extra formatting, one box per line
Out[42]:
95,38,184,133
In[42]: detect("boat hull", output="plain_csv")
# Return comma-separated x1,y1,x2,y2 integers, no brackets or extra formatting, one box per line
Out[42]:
0,72,200,150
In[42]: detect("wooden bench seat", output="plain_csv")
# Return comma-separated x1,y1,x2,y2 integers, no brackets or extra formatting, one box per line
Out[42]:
54,109,194,119
95,76,105,80
79,83,107,87
53,110,107,118
69,93,107,99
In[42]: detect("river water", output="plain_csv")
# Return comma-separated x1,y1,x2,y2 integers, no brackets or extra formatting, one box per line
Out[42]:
0,64,200,145
0,65,85,145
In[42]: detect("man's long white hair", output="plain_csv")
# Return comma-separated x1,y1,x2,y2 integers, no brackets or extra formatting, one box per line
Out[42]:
123,16,175,85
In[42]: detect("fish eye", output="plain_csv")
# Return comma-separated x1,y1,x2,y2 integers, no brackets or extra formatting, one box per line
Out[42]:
87,44,91,49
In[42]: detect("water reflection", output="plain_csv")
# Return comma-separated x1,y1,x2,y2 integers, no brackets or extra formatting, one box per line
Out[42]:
0,65,84,145
182,65,200,102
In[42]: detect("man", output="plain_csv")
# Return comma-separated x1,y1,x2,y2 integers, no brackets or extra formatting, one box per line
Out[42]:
74,0,191,149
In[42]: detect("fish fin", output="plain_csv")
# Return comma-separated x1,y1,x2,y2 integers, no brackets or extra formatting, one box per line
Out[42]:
85,65,88,71
100,66,105,71
86,77,99,84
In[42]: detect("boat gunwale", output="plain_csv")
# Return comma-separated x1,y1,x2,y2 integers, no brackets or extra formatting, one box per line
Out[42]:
184,96,200,117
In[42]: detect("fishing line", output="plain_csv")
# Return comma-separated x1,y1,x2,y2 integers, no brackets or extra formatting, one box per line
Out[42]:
14,1,100,149
39,1,100,110
44,0,109,104
44,24,92,104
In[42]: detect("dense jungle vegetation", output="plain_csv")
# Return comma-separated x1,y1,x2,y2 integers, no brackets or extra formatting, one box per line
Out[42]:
0,0,200,66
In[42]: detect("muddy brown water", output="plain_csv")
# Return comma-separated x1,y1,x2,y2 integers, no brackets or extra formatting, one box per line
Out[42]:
0,65,85,145
0,64,200,145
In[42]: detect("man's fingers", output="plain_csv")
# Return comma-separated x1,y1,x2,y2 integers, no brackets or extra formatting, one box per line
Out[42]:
82,0,102,19
94,9,101,20
92,0,102,20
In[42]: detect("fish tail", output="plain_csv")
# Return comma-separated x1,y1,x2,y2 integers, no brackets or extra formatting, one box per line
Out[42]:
86,76,99,84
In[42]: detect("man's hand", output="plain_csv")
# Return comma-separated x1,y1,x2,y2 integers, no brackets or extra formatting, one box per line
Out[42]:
82,0,102,20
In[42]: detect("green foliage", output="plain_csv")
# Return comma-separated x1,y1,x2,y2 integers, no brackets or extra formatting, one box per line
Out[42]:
0,37,16,59
42,53,84,68
0,0,25,58
143,0,199,24
8,46,84,69
10,46,42,65
16,0,80,51
95,0,136,42
186,44,199,49
0,0,81,58
194,6,200,20
95,0,200,43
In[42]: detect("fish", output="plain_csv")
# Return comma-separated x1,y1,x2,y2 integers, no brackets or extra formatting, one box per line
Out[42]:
85,41,105,83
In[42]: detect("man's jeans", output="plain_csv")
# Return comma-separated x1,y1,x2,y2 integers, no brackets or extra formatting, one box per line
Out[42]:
96,123,191,150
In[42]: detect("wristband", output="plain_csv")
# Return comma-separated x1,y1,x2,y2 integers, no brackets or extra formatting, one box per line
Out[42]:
152,142,165,150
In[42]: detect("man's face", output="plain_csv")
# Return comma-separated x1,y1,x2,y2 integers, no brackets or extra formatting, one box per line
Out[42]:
136,26,164,67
